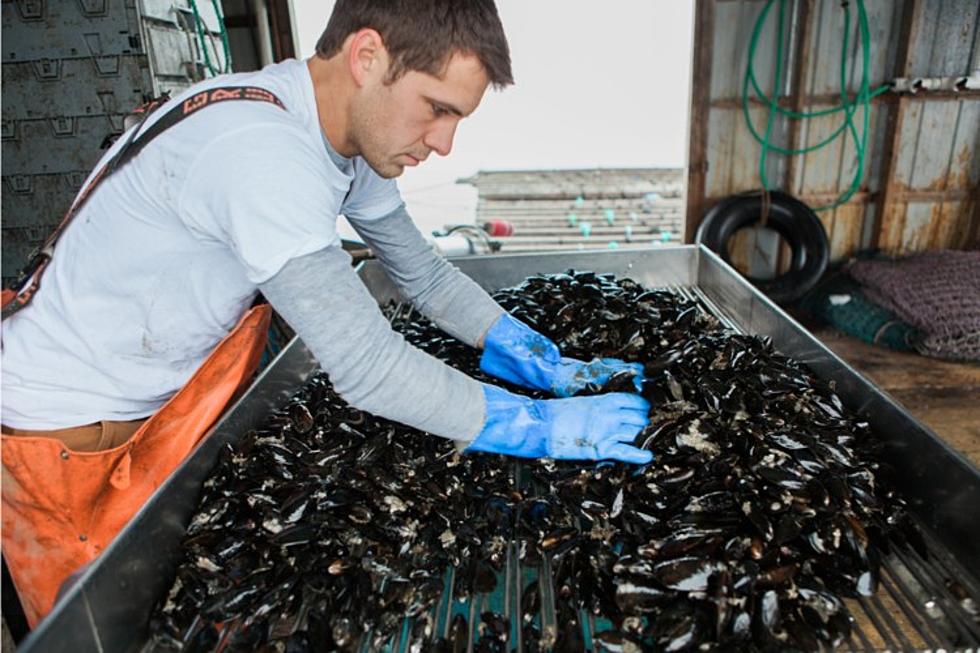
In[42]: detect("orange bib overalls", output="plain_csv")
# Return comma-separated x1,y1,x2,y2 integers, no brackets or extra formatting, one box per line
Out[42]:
1,86,285,626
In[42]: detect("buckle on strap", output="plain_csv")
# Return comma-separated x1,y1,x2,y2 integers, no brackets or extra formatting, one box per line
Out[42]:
2,249,52,314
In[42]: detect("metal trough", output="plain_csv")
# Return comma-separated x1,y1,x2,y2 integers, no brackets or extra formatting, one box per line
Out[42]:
18,246,980,652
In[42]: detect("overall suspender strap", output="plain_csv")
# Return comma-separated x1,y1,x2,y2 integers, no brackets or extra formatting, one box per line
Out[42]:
1,86,287,321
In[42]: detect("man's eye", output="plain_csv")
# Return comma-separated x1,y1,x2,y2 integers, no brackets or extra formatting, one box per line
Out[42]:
430,103,448,117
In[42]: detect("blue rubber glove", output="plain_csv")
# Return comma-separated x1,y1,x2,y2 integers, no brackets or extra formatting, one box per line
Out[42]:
465,385,653,464
480,314,643,397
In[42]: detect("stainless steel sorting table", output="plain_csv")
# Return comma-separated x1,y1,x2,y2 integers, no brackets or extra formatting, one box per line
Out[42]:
19,246,980,652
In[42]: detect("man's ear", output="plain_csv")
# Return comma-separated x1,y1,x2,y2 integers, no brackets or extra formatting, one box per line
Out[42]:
347,28,386,87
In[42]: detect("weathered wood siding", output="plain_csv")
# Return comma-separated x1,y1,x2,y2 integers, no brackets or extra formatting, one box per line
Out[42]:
686,0,980,270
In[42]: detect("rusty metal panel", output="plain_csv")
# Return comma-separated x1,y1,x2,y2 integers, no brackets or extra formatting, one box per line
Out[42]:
695,0,979,261
834,105,882,193
859,202,879,250
705,106,789,199
797,112,849,194
704,108,738,198
710,1,782,100
736,106,783,189
948,100,980,189
934,202,972,249
901,202,940,251
807,0,844,96
827,203,866,261
907,0,980,78
887,200,978,254
878,96,978,254
863,1,905,85
708,2,751,100
878,202,908,252
802,1,901,96
909,101,964,189
726,226,782,279
889,99,924,189
863,97,899,190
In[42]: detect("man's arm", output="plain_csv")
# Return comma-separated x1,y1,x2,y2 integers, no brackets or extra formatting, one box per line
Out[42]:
260,246,653,465
258,246,486,441
346,205,504,348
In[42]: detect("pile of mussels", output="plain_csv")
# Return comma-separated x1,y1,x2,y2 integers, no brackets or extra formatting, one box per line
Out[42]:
149,271,906,652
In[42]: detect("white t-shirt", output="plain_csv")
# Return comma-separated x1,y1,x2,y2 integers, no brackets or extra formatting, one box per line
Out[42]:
1,59,403,429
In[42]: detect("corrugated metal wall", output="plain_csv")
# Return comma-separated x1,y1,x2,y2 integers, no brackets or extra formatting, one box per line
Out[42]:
685,0,980,271
1,0,297,287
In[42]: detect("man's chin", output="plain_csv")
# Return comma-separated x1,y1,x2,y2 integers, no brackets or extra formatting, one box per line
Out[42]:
364,159,403,179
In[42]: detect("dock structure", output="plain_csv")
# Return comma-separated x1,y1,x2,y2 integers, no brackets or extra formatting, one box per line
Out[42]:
460,168,685,253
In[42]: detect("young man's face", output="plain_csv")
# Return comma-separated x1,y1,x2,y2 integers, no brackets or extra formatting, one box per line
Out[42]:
350,51,490,179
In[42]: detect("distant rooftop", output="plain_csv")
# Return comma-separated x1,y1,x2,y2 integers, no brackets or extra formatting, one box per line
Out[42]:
459,168,685,253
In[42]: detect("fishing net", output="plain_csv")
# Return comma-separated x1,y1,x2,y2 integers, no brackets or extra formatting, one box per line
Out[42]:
849,250,980,362
799,272,919,352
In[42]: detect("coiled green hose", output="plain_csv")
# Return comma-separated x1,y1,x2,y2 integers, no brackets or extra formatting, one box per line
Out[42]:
743,0,891,211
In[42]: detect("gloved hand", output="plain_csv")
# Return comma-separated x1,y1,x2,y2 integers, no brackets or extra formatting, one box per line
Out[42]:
465,384,653,464
480,314,643,397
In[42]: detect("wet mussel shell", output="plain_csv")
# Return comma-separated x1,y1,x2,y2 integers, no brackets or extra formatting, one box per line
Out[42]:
148,270,902,652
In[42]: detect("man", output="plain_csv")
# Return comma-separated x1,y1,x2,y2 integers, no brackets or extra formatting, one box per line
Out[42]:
1,0,651,625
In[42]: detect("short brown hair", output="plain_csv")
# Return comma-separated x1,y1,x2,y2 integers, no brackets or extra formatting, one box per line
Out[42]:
315,0,514,89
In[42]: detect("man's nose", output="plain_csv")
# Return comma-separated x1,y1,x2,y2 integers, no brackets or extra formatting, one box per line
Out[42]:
424,119,458,157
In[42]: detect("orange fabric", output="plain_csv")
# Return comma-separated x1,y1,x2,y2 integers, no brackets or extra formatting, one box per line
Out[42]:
1,304,271,627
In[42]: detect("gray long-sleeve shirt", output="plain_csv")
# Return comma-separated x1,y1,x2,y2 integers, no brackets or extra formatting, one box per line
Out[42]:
260,135,504,442
347,207,505,348
259,207,504,442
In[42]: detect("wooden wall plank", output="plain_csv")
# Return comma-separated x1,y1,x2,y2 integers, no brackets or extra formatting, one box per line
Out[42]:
684,0,715,243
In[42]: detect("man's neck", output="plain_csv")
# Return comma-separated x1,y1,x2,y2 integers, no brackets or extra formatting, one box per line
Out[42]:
307,56,357,158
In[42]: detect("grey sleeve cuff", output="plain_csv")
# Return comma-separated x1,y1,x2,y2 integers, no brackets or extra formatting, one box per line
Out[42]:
258,246,486,442
346,205,505,348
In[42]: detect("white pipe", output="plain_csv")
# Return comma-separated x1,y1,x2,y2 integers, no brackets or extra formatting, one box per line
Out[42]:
912,76,957,92
889,76,966,94
954,70,980,92
890,77,914,93
251,0,274,68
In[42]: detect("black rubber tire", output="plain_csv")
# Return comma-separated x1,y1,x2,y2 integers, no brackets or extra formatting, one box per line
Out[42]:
696,191,829,305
